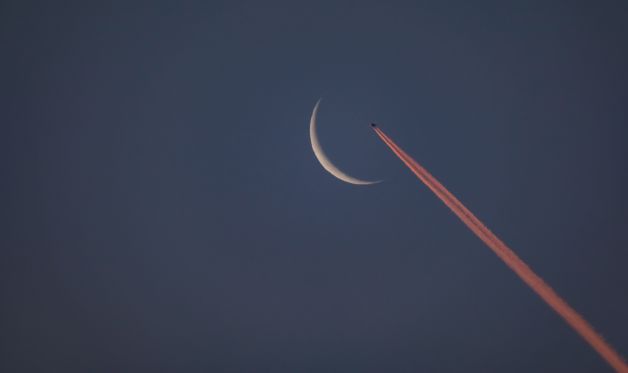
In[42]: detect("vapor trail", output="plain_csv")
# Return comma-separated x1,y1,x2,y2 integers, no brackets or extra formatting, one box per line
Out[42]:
371,125,628,372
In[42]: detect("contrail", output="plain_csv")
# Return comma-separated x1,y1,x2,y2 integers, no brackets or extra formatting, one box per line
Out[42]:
371,124,628,372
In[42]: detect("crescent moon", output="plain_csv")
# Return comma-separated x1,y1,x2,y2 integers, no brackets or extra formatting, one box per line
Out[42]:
309,100,381,185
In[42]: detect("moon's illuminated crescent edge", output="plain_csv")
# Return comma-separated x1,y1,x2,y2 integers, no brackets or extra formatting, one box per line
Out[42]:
309,100,381,185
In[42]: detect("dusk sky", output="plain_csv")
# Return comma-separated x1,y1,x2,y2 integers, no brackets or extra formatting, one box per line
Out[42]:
3,1,628,372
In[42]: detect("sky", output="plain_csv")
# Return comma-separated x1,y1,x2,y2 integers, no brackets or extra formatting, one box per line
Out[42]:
2,1,628,372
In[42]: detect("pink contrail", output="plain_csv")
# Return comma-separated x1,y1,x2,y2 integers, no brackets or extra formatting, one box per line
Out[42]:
371,124,627,372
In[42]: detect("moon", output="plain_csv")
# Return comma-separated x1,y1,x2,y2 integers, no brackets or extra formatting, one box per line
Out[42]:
309,100,380,185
